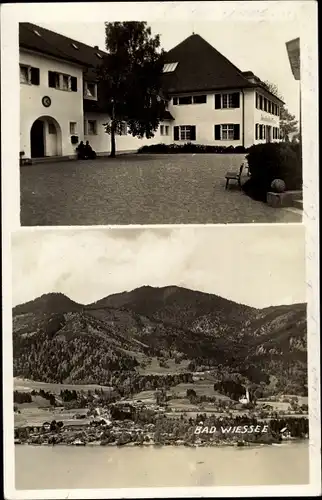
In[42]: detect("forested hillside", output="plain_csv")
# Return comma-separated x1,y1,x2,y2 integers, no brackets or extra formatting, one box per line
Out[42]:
13,286,307,395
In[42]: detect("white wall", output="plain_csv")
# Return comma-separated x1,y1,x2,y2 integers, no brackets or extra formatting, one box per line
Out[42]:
254,89,281,145
243,89,255,148
20,49,84,157
168,91,243,146
84,112,172,153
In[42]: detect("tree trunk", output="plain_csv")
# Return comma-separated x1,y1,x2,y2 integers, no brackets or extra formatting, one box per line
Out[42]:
109,99,116,158
109,124,116,158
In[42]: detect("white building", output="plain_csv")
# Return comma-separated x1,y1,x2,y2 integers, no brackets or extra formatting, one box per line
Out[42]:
19,23,282,160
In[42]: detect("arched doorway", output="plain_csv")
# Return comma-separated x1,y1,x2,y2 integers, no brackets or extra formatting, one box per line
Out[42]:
30,116,62,158
30,120,45,158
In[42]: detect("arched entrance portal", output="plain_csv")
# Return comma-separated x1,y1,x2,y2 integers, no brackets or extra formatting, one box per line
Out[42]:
30,116,62,158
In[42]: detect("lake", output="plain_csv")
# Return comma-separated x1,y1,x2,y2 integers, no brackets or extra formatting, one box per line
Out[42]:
15,442,309,490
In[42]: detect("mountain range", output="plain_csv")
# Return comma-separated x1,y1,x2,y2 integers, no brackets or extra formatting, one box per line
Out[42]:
12,286,307,394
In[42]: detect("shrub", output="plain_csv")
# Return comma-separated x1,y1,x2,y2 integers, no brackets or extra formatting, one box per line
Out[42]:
137,143,247,154
243,143,302,202
247,142,302,190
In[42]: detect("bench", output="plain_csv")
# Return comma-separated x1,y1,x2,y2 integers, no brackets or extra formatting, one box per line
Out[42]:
225,164,244,189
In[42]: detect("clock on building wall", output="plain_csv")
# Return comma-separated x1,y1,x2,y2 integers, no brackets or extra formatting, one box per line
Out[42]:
42,96,51,108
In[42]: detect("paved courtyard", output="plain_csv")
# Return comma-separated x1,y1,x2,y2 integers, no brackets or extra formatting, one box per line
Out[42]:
20,154,302,226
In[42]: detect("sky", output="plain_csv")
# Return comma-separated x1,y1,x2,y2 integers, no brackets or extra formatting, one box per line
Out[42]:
39,17,301,119
12,225,306,309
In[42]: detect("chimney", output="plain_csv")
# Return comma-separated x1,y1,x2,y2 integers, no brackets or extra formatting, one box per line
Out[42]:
94,45,99,50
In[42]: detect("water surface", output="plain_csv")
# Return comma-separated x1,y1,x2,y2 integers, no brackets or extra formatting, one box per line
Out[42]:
15,442,309,490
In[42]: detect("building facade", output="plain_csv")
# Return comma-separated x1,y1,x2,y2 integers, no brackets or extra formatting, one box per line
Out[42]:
19,23,282,160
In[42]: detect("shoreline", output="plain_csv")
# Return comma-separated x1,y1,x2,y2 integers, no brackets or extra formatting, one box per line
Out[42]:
15,437,307,448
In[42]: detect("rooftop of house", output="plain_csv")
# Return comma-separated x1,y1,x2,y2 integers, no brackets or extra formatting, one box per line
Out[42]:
161,33,252,93
162,34,284,103
19,23,284,104
19,22,106,81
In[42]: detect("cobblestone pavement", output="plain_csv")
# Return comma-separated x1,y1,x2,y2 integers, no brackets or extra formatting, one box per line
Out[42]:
20,154,302,226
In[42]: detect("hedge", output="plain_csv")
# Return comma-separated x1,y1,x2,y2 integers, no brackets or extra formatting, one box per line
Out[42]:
242,142,302,202
137,143,248,154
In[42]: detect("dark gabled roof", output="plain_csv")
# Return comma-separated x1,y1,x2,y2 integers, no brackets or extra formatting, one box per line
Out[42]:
162,110,174,120
19,23,107,75
161,34,252,94
19,25,284,106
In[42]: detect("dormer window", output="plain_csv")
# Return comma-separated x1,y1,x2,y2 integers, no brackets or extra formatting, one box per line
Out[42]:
163,62,178,73
84,81,97,100
71,43,79,50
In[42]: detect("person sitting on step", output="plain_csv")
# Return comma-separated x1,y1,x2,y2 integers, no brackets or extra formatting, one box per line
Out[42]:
84,141,97,159
76,141,87,160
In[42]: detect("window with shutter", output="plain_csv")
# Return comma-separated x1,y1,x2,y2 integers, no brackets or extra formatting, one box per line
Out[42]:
48,71,57,88
71,77,77,92
174,126,179,141
190,126,196,141
215,94,221,109
264,98,267,112
222,94,233,108
179,126,191,140
221,124,235,140
20,65,29,84
214,125,221,140
232,93,240,108
233,124,240,140
255,124,258,140
30,67,40,85
62,74,70,91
